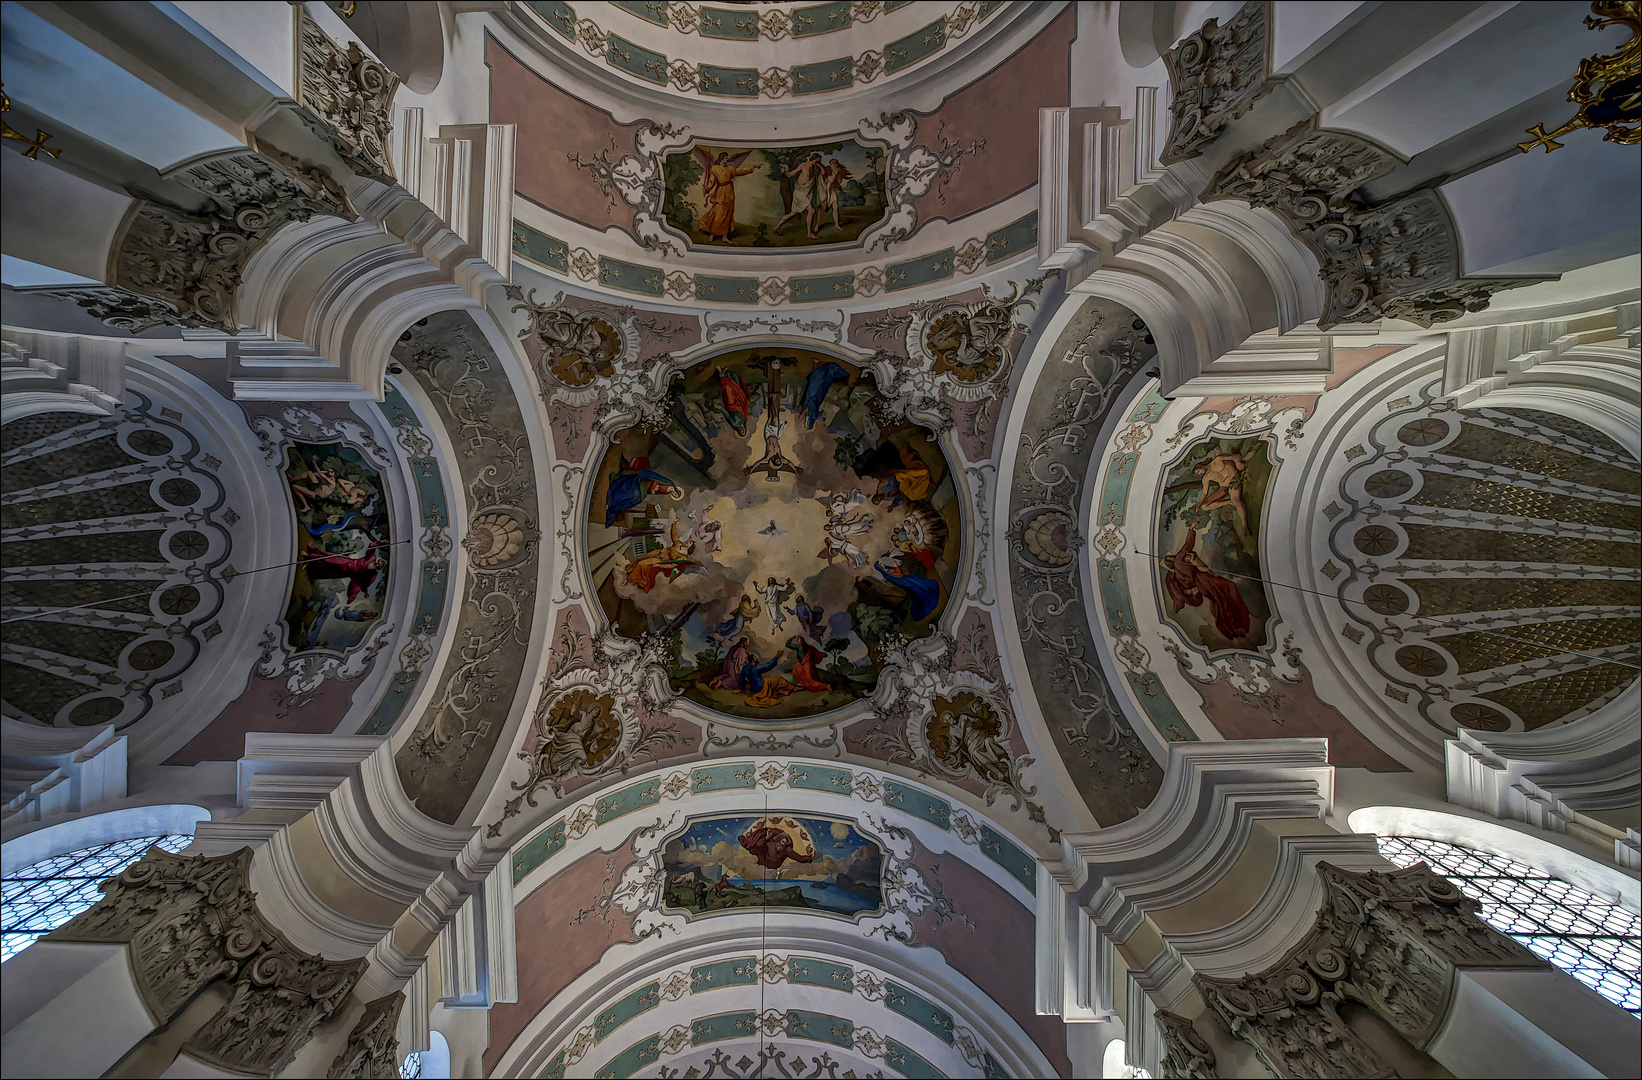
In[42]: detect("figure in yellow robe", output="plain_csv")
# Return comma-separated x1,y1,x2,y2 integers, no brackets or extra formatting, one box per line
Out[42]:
696,149,760,242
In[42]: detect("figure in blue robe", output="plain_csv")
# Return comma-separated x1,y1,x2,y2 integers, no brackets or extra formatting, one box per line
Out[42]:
738,654,781,694
875,560,940,621
604,455,676,527
801,362,850,429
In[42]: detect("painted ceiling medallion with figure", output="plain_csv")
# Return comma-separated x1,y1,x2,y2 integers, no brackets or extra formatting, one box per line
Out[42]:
586,348,961,722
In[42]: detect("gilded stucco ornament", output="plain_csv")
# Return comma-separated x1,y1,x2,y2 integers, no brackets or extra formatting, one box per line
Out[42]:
1198,862,1546,1079
1521,1,1641,153
496,629,683,830
1160,0,1277,164
1206,121,1549,328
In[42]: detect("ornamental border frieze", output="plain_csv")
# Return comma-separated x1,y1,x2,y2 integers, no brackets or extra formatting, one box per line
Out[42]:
519,0,1005,101
390,313,544,825
48,846,367,1078
1203,119,1551,329
543,954,1004,1080
1007,298,1165,825
509,209,1040,311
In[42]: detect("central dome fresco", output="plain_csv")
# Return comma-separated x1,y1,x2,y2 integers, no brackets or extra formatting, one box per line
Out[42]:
586,348,960,720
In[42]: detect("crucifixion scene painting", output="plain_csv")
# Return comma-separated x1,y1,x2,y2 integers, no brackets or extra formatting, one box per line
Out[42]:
585,349,960,720
661,138,889,248
1155,436,1275,654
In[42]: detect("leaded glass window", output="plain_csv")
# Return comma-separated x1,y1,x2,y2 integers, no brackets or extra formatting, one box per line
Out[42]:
1377,835,1641,1015
1,834,193,963
399,1051,422,1079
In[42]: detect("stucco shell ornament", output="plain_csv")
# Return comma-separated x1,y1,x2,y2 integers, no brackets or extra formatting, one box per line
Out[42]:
464,508,537,570
1017,508,1077,569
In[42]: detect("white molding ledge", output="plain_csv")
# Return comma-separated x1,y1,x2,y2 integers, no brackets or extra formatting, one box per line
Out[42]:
1036,739,1382,1020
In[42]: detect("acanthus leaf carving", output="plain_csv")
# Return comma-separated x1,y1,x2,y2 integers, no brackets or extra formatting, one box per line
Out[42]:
1205,121,1547,329
296,10,398,181
326,992,405,1080
1155,1009,1220,1079
1197,862,1546,1079
49,846,264,1025
1160,1,1277,164
111,152,355,334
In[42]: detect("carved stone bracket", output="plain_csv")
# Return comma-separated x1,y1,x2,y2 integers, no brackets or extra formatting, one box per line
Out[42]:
1155,1009,1220,1079
109,151,355,334
327,992,405,1079
48,846,366,1077
297,10,399,181
1160,1,1277,164
1204,121,1549,328
1196,862,1546,1079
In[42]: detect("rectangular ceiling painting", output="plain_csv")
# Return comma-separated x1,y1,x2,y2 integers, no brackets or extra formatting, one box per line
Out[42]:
280,441,390,655
662,139,888,248
660,813,884,920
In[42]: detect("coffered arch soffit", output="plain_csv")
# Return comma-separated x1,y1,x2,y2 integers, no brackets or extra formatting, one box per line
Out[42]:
1069,323,1640,792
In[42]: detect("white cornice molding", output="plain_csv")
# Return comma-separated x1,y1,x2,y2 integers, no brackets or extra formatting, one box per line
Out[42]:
1036,739,1353,1020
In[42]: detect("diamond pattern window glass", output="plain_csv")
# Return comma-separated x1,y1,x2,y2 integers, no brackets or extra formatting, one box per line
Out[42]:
399,1051,422,1079
0,834,193,963
1377,835,1641,1015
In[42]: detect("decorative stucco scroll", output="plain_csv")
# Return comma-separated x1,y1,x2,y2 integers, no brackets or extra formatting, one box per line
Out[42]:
296,10,398,181
49,846,366,1077
1008,298,1164,824
1205,120,1549,328
1160,0,1276,165
1197,862,1546,1079
392,313,542,825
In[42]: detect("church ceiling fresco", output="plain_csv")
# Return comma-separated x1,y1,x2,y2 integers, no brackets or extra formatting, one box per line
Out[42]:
1157,436,1276,654
493,7,1071,306
1093,383,1407,772
586,348,960,722
278,441,390,656
661,139,890,249
497,761,1051,1077
660,812,884,920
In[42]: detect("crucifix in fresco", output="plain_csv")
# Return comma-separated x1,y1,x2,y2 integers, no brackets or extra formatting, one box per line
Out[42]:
744,355,803,482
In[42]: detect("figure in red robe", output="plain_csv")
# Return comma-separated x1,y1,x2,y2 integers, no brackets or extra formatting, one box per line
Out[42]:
1162,528,1251,640
737,817,820,871
786,637,830,693
716,367,751,435
303,537,385,603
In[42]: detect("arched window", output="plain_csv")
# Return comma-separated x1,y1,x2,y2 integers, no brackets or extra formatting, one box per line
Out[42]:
1103,1038,1153,1079
402,1030,450,1079
0,834,193,963
1377,835,1640,1015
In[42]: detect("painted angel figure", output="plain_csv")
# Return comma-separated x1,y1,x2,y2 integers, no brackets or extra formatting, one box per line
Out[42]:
817,487,867,522
696,148,760,243
817,520,871,569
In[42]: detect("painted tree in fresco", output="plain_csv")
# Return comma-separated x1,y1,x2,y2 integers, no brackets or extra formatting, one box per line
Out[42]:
763,142,843,213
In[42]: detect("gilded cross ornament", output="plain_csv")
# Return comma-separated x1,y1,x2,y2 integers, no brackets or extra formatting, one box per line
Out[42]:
0,86,63,160
1520,1,1640,153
